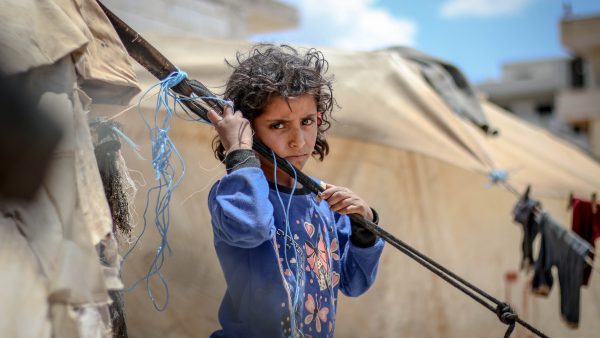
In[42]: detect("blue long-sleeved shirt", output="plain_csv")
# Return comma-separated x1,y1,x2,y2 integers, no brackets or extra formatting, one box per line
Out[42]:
208,166,384,338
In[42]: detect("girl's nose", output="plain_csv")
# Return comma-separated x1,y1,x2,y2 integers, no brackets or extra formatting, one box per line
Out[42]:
288,127,305,149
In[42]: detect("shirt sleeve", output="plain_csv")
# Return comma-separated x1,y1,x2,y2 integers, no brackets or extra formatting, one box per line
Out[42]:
208,166,276,248
531,216,553,295
335,212,384,297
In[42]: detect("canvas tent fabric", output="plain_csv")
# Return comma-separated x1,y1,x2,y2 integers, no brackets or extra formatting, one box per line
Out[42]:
0,0,139,104
133,36,488,174
0,1,140,337
388,46,492,133
133,35,600,196
104,35,600,338
1,55,113,338
470,102,600,198
115,124,600,338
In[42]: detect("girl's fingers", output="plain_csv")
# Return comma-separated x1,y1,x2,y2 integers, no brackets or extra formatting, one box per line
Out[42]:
320,185,344,200
225,105,235,116
207,109,222,125
329,196,355,213
337,205,359,215
326,190,350,206
322,183,371,218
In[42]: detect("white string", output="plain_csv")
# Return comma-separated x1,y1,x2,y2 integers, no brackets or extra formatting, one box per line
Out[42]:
179,172,223,207
196,160,226,173
108,90,159,121
127,169,147,188
179,155,258,207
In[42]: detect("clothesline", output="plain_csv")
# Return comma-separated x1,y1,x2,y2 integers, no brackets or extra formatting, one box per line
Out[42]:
501,181,600,276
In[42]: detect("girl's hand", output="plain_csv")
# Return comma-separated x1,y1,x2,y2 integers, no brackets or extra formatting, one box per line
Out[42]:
320,183,374,220
207,106,253,152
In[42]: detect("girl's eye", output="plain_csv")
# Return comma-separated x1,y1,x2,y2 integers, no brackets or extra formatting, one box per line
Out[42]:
270,122,284,129
302,118,315,126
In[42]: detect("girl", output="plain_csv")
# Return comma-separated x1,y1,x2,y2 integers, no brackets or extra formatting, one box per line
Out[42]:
206,45,384,338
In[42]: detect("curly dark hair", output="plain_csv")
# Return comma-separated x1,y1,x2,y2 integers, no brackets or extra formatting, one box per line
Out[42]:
212,44,336,161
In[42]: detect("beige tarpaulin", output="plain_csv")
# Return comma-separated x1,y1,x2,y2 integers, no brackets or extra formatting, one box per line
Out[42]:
0,1,139,337
135,36,490,172
133,35,600,195
389,46,491,131
101,35,600,337
472,101,600,197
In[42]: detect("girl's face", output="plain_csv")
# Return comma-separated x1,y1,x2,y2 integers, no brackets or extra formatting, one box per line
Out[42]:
253,94,318,174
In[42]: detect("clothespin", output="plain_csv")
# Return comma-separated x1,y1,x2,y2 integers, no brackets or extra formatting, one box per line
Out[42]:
521,185,542,220
592,193,597,214
567,192,574,211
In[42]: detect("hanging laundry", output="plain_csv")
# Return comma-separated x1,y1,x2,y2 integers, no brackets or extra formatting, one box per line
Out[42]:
571,198,599,285
532,213,589,328
512,196,541,271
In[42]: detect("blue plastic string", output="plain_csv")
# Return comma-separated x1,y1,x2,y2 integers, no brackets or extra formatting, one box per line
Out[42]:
120,68,189,312
272,151,303,337
176,95,234,123
487,169,508,187
118,70,238,312
110,125,145,159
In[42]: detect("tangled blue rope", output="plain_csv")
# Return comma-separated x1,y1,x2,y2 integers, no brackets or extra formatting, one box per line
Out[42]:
120,69,189,311
119,69,237,311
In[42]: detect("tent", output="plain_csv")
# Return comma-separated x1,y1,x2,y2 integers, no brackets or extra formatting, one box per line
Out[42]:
94,35,600,337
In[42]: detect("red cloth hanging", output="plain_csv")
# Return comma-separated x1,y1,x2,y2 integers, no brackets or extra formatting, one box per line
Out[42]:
571,198,599,285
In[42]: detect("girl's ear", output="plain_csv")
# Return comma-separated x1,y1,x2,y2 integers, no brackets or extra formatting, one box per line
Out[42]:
317,112,323,126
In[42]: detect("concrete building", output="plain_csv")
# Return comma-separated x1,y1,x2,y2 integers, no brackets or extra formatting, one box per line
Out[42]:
557,14,600,158
476,58,574,127
101,0,298,39
477,13,600,158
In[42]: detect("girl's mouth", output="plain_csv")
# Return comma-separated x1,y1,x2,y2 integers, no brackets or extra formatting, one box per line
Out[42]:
285,154,308,163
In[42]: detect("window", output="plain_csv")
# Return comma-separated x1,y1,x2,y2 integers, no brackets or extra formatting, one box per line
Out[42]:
570,57,585,89
571,121,589,134
535,103,554,117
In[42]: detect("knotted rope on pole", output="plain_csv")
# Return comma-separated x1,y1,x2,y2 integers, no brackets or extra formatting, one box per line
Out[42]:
496,303,517,338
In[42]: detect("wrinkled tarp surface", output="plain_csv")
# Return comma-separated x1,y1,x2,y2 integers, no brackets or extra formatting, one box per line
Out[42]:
108,36,600,338
0,1,139,337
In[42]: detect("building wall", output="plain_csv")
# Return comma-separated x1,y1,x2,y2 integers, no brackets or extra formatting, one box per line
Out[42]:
559,14,600,158
476,58,570,132
591,120,600,156
502,58,571,88
476,13,600,159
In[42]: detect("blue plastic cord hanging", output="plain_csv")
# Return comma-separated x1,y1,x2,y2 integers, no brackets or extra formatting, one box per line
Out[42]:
487,169,509,187
272,151,304,336
110,125,145,159
119,69,237,311
120,69,189,311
